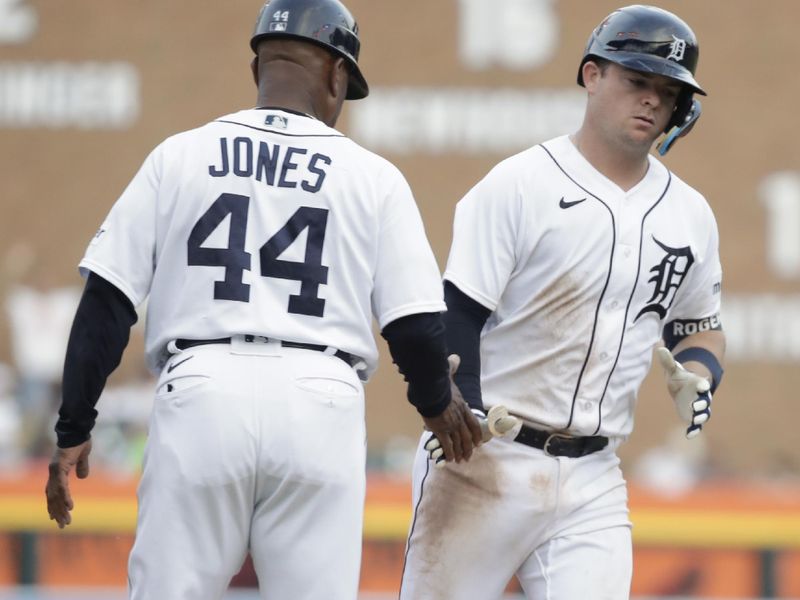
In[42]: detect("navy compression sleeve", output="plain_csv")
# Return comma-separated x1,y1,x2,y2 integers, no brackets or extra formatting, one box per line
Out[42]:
55,272,138,448
443,280,491,412
381,312,452,418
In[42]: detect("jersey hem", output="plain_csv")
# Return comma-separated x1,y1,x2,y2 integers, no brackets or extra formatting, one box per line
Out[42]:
78,260,142,307
377,302,446,331
442,273,497,311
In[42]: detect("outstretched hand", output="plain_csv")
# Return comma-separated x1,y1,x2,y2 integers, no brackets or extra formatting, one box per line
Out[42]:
421,355,483,465
45,439,92,529
655,347,712,438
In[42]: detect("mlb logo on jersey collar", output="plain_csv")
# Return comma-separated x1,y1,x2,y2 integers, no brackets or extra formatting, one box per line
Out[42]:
265,114,288,129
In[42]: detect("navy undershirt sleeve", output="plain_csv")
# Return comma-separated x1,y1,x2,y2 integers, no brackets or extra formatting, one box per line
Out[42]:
443,280,491,412
381,312,452,418
55,272,138,448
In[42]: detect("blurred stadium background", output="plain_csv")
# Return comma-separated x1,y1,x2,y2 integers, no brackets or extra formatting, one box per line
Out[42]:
0,0,798,598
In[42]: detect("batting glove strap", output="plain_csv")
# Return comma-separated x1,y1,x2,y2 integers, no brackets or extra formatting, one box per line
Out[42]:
673,346,723,394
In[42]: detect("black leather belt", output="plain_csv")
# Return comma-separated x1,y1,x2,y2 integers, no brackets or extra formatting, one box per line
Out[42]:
514,425,608,458
174,336,356,367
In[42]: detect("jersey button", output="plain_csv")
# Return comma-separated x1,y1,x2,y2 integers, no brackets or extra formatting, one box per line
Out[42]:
610,300,619,309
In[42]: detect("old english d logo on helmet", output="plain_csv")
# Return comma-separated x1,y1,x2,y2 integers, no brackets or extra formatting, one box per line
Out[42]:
666,36,687,62
250,0,369,100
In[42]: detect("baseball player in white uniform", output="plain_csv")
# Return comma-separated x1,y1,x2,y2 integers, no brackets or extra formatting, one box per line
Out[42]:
400,6,726,599
44,1,483,598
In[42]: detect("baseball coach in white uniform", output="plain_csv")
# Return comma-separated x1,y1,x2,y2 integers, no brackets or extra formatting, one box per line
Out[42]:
44,1,482,598
401,5,726,599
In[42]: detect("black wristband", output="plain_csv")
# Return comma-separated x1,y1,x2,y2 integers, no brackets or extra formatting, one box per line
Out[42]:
673,347,723,394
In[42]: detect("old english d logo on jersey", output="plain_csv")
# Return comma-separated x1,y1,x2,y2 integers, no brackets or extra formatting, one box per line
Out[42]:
635,236,695,321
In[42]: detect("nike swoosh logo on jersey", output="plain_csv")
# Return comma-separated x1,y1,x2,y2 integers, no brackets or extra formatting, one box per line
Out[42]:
559,197,587,209
167,355,195,373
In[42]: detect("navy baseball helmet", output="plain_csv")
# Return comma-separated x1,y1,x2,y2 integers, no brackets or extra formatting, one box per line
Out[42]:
577,5,705,130
250,0,369,100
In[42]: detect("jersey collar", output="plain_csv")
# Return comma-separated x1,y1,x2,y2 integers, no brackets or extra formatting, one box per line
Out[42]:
255,106,318,121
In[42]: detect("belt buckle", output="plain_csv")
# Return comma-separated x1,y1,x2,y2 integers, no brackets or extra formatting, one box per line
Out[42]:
543,432,572,457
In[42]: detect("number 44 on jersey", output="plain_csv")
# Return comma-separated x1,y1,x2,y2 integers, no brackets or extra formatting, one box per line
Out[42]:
188,193,329,318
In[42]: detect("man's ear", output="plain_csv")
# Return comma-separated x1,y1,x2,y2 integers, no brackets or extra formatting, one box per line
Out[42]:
582,60,602,92
329,57,347,99
251,56,259,86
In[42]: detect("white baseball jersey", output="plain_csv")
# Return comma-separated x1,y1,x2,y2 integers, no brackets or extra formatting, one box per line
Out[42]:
80,108,445,377
444,134,722,438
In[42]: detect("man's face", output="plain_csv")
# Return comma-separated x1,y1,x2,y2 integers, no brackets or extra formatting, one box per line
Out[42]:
587,62,683,149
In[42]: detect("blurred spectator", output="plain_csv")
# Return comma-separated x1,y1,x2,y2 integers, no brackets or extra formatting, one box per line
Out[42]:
1,241,156,467
91,372,155,476
368,434,418,479
631,425,711,496
2,242,80,457
0,362,23,467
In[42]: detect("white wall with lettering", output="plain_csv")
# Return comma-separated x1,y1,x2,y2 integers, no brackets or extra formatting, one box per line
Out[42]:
722,171,800,362
0,0,140,129
760,171,800,280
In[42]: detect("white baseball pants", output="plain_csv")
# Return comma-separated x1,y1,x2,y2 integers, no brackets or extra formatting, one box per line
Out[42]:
128,338,366,600
400,434,632,599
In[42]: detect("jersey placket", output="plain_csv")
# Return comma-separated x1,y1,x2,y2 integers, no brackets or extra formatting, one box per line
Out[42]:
571,192,644,434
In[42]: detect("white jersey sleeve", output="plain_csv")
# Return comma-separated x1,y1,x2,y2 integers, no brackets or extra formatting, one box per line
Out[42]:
79,145,162,306
372,166,446,329
443,161,523,310
664,192,722,322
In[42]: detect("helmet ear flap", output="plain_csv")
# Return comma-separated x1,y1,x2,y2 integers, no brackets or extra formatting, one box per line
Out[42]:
658,98,702,155
667,89,694,132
